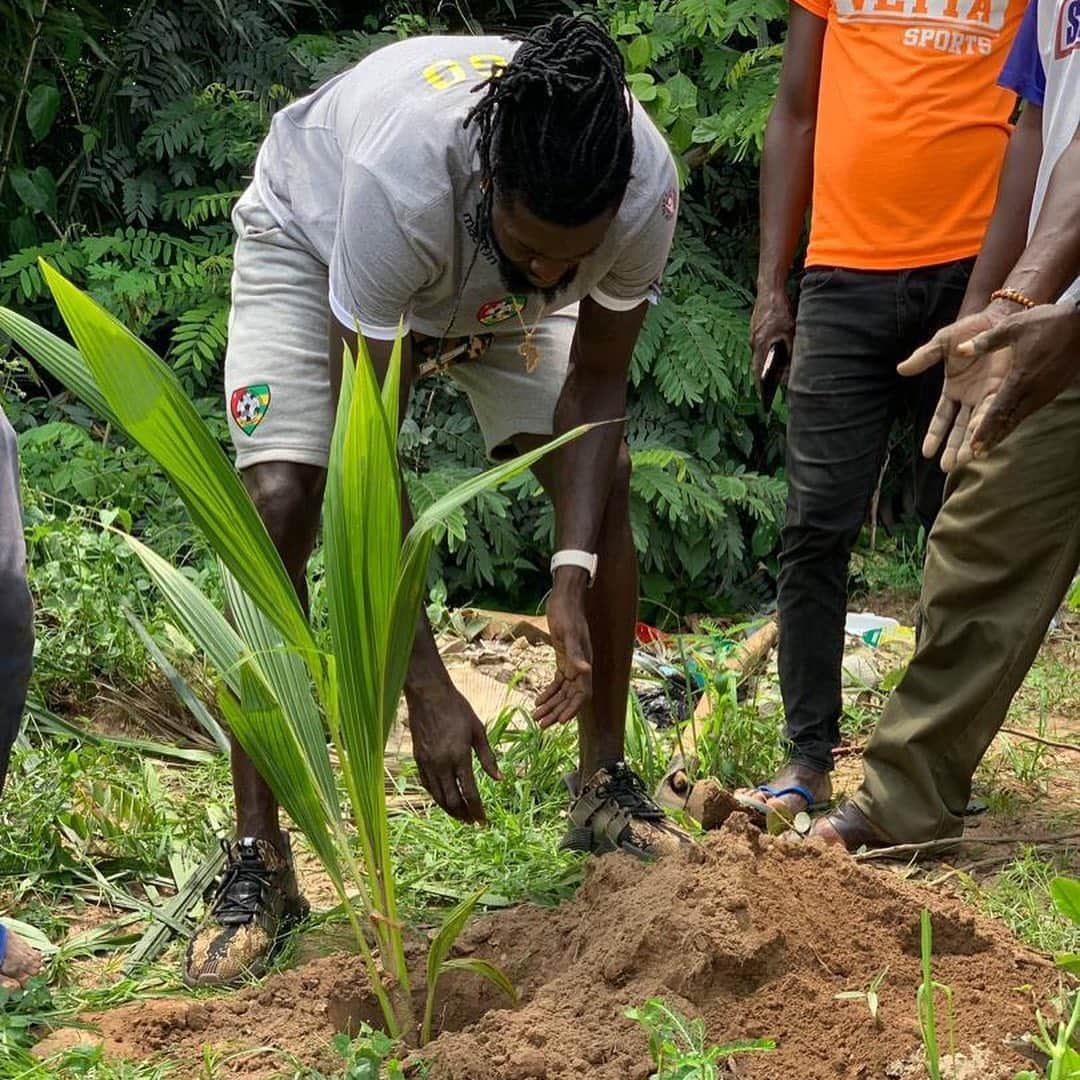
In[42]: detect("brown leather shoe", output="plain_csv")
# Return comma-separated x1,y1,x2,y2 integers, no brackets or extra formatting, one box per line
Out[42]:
808,800,893,852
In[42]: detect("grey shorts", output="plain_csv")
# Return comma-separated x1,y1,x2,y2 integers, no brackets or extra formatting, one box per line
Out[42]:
224,190,575,470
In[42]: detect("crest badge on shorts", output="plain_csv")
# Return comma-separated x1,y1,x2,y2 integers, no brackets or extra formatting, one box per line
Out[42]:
230,384,271,436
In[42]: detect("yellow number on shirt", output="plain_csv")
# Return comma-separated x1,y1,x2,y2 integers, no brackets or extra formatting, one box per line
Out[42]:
422,55,508,91
469,53,506,76
423,60,467,90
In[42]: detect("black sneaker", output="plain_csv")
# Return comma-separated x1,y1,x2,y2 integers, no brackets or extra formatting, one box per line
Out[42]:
184,833,309,988
561,762,692,860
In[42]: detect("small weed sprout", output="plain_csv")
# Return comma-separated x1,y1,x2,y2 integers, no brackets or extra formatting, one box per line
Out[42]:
625,998,775,1079
835,965,889,1026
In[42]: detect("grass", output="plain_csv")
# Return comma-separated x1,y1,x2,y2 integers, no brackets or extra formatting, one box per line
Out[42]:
965,848,1080,956
7,420,1080,1079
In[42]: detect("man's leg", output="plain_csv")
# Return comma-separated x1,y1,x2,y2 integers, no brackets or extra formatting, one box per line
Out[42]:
0,409,43,991
232,462,326,844
818,384,1080,846
745,268,910,818
186,189,334,987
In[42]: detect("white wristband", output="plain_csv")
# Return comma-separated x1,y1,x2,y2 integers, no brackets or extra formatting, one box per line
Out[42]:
551,549,598,586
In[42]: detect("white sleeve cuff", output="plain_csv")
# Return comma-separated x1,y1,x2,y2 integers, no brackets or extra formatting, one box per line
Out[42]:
588,286,652,312
329,289,408,340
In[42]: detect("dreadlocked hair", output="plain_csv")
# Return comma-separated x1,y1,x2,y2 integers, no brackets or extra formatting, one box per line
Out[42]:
464,15,634,228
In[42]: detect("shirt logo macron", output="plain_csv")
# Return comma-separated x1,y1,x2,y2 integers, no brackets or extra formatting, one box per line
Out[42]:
1057,0,1080,56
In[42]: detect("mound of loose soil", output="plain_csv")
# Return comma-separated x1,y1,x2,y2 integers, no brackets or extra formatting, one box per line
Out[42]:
35,819,1055,1079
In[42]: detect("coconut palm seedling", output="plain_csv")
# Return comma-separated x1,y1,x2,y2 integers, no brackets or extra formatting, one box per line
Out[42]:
917,910,956,1080
0,262,590,1043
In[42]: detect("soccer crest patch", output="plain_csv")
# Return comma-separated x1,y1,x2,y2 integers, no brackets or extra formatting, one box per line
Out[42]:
477,294,526,326
230,384,271,436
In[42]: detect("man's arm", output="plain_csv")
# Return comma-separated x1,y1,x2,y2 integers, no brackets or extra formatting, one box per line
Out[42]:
901,122,1080,468
750,2,826,386
958,103,1044,314
994,124,1080,304
329,321,500,824
533,296,644,729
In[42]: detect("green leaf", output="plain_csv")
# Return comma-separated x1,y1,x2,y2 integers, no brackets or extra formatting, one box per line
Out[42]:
1051,877,1080,926
120,534,245,689
627,72,657,103
1055,952,1080,975
223,569,339,821
38,262,317,665
0,919,58,956
627,35,651,71
0,306,118,425
9,166,56,214
122,604,231,755
218,670,347,899
422,889,486,1045
26,84,61,141
441,957,518,1003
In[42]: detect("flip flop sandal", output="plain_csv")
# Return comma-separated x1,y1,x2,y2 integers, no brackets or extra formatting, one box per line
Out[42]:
734,784,831,836
734,784,831,816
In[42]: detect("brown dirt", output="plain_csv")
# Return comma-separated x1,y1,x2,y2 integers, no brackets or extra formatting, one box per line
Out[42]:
35,818,1056,1079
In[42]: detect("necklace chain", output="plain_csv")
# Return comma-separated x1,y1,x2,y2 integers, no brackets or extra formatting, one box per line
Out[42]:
515,298,546,374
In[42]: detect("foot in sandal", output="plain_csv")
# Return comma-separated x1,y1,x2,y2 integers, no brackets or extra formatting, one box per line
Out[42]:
734,761,832,833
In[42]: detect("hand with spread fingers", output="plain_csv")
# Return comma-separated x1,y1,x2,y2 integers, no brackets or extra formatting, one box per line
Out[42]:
962,303,1080,456
535,583,593,729
897,303,1017,471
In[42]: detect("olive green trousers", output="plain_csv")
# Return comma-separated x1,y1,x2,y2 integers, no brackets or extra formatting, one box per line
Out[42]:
853,383,1080,842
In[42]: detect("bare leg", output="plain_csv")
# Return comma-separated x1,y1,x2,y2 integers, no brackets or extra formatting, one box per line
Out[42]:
233,461,326,847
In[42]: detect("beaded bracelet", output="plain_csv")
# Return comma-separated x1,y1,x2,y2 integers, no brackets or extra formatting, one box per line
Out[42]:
990,287,1038,310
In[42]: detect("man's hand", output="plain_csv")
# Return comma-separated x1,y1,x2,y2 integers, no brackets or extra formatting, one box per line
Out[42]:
408,682,501,824
750,287,795,393
897,304,1015,471
535,575,593,729
964,304,1080,456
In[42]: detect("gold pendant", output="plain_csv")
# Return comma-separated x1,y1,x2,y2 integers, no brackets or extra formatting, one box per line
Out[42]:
520,335,539,374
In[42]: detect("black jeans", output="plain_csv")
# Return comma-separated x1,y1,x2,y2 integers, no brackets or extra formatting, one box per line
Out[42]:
778,259,973,773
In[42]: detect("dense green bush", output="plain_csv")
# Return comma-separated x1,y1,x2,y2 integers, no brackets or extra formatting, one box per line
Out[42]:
2,0,791,705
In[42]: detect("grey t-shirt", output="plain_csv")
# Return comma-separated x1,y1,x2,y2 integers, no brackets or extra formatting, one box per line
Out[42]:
251,35,679,340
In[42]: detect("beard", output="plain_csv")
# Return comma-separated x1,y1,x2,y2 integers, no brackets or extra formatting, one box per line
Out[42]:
487,219,579,303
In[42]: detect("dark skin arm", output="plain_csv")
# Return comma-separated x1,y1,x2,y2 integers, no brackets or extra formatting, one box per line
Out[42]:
750,3,826,388
994,122,1080,305
329,321,501,825
963,124,1080,453
900,113,1080,470
957,102,1045,315
900,105,1043,393
534,295,645,729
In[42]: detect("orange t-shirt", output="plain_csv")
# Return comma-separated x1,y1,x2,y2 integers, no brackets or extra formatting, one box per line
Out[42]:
795,0,1026,269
